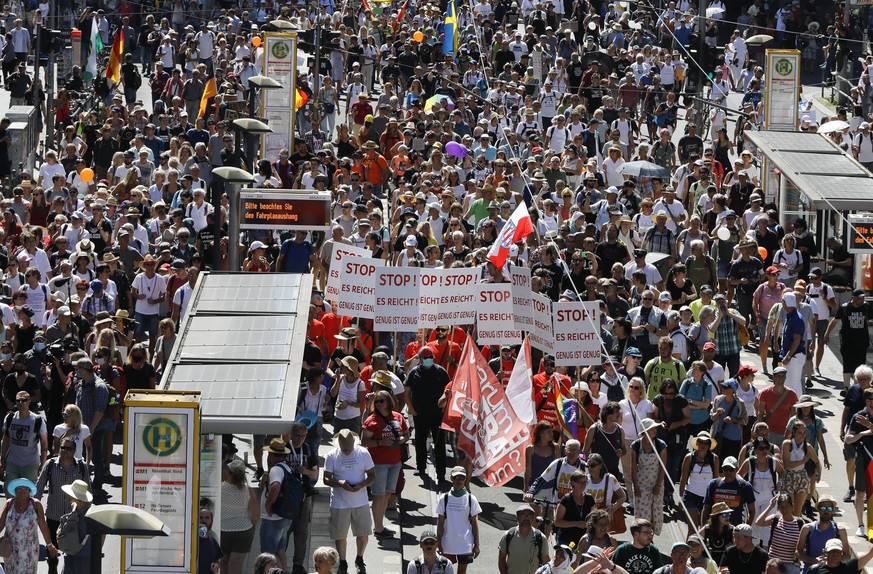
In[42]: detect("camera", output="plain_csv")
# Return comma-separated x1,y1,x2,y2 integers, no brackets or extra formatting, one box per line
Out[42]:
48,342,65,359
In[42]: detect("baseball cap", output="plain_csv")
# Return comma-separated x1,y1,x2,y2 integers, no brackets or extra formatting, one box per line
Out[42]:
825,539,844,552
722,456,739,469
736,365,758,378
734,523,753,536
703,341,716,351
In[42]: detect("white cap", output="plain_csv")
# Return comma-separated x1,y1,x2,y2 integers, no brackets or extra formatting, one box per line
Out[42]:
405,235,417,247
782,292,797,307
249,240,267,251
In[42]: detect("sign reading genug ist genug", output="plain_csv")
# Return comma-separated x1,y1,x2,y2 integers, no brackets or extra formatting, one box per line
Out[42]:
239,190,331,231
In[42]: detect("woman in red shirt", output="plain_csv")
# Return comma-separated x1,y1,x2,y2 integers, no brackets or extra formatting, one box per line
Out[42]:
361,390,408,538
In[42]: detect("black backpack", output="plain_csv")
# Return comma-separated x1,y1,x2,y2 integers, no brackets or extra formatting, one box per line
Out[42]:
272,462,303,520
673,329,701,369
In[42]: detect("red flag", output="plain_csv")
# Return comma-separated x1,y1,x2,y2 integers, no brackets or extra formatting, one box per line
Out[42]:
488,202,534,269
442,336,529,487
395,0,409,31
294,88,309,112
361,0,371,11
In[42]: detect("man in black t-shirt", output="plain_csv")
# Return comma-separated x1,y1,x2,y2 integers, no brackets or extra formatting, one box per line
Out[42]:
809,538,873,574
825,289,873,390
283,421,320,574
719,524,768,574
840,366,872,503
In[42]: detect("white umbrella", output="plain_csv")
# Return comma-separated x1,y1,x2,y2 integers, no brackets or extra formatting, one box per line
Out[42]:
85,504,171,538
817,120,851,134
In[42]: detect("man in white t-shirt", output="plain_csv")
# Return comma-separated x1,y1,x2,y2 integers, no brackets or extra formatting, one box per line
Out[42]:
131,255,166,352
852,122,873,170
259,438,294,570
701,342,726,388
171,266,198,326
436,466,482,567
324,429,376,574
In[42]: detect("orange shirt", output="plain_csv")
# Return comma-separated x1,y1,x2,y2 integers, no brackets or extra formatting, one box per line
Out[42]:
363,154,389,186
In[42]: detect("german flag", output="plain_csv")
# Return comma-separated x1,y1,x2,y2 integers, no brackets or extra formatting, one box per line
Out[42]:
106,29,124,84
294,88,308,112
199,73,217,119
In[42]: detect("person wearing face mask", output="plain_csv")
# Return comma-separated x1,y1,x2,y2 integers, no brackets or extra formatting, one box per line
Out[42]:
404,347,451,484
73,357,109,500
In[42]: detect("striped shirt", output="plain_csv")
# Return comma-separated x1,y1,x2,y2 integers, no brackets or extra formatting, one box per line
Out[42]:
769,517,802,563
35,456,91,521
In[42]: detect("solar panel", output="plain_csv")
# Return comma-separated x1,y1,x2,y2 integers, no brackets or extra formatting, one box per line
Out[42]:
194,273,304,314
800,175,873,210
748,131,840,153
177,315,298,362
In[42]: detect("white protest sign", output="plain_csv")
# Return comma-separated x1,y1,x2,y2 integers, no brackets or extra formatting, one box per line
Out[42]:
476,284,521,345
529,293,555,355
337,257,385,318
436,267,480,326
325,244,372,301
552,301,601,366
419,269,441,328
374,268,421,332
511,267,533,332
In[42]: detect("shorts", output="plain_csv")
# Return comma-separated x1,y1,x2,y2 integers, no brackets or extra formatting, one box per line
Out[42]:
844,441,856,460
329,504,373,540
783,467,810,493
682,491,705,512
220,527,255,554
841,347,868,375
815,319,829,341
372,462,401,496
134,312,160,337
856,451,869,491
259,517,292,553
717,260,731,280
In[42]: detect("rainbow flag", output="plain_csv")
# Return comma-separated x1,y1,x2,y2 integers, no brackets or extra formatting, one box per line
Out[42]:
555,393,578,441
442,0,458,55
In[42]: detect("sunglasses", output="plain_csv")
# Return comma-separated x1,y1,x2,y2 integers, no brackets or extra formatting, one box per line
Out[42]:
374,399,387,404
818,505,834,511
15,399,28,403
60,445,75,451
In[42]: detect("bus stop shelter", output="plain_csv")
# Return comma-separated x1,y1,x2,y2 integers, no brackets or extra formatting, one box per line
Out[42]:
744,130,873,290
160,272,312,435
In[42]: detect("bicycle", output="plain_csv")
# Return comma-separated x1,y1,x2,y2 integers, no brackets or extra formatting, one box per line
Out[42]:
532,497,560,539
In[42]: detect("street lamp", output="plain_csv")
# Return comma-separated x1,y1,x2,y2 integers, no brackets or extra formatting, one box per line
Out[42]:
212,166,255,272
231,118,272,174
247,75,284,116
269,19,296,30
85,504,170,574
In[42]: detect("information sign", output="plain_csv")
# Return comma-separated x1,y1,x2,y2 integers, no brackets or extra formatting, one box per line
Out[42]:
239,190,330,231
847,215,873,253
123,391,200,574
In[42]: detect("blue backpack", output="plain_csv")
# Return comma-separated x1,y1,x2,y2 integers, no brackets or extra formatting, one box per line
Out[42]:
273,463,304,520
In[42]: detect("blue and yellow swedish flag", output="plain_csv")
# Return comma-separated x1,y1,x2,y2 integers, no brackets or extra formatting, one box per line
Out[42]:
442,0,458,55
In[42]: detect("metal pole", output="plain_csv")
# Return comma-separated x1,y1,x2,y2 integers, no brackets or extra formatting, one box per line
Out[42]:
697,0,707,76
227,182,241,271
211,176,223,270
313,15,321,128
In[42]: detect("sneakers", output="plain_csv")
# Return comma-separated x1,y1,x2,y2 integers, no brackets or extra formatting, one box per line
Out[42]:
355,556,367,574
814,367,822,377
339,560,349,574
805,379,814,389
845,487,856,503
374,527,395,539
856,525,867,539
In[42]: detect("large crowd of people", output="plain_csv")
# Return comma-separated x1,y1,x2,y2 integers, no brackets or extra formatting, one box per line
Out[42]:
0,0,869,573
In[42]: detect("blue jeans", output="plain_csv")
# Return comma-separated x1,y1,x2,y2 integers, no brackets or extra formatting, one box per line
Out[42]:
91,428,106,490
259,517,292,554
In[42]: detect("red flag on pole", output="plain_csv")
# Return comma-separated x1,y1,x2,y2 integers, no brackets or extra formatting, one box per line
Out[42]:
442,336,529,487
488,203,534,269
